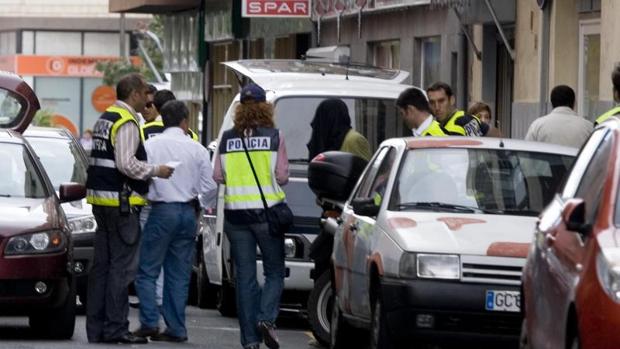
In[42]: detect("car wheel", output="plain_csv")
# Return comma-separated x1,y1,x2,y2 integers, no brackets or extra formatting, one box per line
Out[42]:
197,257,217,309
29,279,76,339
567,322,580,349
369,284,393,349
307,271,332,347
330,293,365,349
519,319,530,349
216,277,237,317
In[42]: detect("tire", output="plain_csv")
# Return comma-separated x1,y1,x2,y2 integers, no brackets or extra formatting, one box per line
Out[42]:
330,294,366,349
307,272,332,347
519,319,530,349
29,279,76,339
567,321,580,349
197,257,217,309
369,284,394,349
217,277,237,317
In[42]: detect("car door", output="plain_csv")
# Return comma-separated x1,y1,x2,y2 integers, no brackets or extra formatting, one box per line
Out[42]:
345,147,396,319
532,128,611,348
0,72,39,133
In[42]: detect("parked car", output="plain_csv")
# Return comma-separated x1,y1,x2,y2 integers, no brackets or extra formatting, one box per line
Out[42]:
0,71,85,338
196,59,414,317
310,137,576,349
521,119,620,349
24,127,94,305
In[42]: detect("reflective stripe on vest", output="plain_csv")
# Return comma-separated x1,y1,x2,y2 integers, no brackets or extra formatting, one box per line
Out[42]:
219,128,285,210
443,110,467,136
595,106,620,125
86,105,147,207
141,121,199,143
422,120,448,137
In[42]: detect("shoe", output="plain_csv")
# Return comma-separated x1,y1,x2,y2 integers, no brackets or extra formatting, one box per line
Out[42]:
132,326,159,338
258,321,280,349
150,332,188,342
103,333,148,344
246,345,260,349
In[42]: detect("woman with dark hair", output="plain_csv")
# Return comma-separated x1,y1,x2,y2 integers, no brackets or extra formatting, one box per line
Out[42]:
212,83,288,349
307,98,371,161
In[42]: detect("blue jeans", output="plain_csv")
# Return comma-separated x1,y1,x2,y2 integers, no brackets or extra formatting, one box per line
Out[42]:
225,220,285,348
135,202,196,338
139,205,163,306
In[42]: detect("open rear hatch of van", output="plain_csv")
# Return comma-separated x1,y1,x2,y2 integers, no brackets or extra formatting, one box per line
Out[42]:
0,72,40,133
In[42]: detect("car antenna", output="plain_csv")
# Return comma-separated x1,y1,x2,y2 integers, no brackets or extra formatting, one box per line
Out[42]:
344,57,350,80
499,138,505,148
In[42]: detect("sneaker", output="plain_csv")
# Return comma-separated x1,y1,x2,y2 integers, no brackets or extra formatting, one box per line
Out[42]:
258,321,279,349
132,326,159,338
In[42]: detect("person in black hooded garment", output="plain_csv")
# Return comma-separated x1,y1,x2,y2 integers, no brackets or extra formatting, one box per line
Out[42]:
307,98,371,161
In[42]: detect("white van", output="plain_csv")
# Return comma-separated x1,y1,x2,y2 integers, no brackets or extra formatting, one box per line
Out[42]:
194,59,416,317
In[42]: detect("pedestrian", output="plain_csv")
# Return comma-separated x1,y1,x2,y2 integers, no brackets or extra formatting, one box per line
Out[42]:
133,100,217,342
525,85,592,148
140,84,158,125
427,82,500,137
307,98,371,161
85,73,174,344
213,83,289,349
80,128,93,154
141,89,199,142
467,101,493,126
595,64,620,125
396,87,447,137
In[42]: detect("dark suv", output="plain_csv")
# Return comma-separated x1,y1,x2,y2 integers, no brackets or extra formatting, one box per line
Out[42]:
0,71,85,338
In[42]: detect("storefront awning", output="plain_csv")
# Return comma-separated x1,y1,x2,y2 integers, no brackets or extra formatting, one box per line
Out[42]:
109,0,201,14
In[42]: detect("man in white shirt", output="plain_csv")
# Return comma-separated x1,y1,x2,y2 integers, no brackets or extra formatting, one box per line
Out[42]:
525,85,593,148
396,87,447,137
133,100,216,342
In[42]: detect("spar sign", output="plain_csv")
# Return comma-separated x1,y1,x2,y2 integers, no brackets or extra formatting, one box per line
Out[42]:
242,0,311,17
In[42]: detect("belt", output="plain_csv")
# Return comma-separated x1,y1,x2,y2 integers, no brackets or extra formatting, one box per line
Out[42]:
150,201,193,205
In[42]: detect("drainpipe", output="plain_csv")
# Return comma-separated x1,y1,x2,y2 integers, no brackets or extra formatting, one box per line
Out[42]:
539,0,552,116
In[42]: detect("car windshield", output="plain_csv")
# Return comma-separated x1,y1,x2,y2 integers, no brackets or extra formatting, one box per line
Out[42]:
0,143,47,198
26,136,87,190
273,97,405,163
390,148,574,216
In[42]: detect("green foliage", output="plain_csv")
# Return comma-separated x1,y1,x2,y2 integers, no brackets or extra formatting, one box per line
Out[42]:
95,15,166,87
33,109,53,127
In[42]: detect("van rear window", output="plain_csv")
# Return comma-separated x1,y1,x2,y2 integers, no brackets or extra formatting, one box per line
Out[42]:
273,97,405,162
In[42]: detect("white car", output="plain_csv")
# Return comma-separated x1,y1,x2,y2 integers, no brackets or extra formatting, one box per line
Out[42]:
195,59,416,316
313,137,577,349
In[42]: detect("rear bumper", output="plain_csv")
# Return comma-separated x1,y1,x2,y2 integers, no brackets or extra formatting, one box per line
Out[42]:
382,277,522,341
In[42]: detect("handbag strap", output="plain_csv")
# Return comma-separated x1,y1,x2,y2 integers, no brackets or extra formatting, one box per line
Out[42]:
240,131,270,211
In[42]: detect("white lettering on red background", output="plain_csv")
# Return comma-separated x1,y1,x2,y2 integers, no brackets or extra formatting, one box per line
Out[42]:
243,0,310,17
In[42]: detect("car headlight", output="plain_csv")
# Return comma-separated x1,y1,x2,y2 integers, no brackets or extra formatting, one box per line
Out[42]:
5,231,66,255
416,254,460,280
596,249,620,303
256,238,299,259
68,215,97,235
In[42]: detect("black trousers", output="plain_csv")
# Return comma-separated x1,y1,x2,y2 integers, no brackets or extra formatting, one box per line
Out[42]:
86,205,141,342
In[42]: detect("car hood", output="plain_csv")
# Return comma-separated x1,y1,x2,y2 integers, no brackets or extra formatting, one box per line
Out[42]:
60,197,92,218
0,197,63,237
382,211,537,257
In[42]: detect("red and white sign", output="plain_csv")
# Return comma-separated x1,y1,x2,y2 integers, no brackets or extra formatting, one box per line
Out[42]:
242,0,311,18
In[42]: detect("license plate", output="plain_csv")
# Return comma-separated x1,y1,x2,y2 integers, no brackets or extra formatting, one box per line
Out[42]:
485,290,520,312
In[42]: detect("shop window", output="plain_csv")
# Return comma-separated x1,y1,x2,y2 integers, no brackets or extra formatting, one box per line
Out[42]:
370,40,400,69
419,36,441,89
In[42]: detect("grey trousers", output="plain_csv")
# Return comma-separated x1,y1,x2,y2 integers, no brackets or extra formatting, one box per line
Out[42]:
86,205,141,342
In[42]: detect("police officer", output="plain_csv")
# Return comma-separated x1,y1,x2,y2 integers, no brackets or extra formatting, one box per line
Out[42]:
595,64,620,125
141,89,199,142
397,87,447,137
86,73,174,344
213,83,289,349
427,82,500,137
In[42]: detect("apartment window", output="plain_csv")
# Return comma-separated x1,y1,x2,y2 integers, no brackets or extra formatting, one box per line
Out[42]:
371,40,400,69
578,20,600,119
420,36,441,89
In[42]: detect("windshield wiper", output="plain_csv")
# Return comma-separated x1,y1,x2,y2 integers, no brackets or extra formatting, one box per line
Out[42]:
0,194,12,198
397,202,480,213
483,208,539,216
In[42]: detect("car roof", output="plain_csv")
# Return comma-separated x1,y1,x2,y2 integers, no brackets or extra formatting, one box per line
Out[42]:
0,129,26,144
23,126,72,139
383,136,579,156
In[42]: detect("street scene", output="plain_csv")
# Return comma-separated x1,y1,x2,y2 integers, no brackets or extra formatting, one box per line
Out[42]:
1,0,620,349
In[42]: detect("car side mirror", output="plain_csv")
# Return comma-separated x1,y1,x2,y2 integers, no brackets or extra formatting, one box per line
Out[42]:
59,183,86,203
351,197,380,217
562,198,591,236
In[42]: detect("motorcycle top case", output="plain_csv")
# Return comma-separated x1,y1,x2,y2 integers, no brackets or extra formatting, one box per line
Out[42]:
308,151,368,201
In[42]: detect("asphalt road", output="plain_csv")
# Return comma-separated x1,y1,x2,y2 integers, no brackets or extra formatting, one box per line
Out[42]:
0,305,320,349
